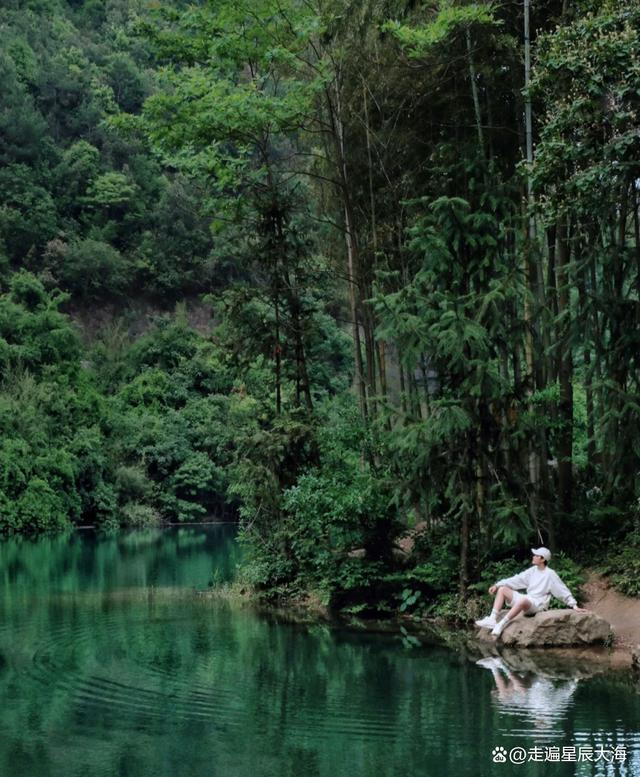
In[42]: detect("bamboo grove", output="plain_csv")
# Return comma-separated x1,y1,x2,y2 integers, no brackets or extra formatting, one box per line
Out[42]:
135,0,639,594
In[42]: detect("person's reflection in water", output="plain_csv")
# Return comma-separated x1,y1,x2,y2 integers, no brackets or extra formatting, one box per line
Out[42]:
476,656,578,732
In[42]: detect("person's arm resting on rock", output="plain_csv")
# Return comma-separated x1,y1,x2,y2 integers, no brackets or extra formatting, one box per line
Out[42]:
550,570,587,612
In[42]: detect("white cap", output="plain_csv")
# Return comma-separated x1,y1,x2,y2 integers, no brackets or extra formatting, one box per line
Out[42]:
531,546,551,561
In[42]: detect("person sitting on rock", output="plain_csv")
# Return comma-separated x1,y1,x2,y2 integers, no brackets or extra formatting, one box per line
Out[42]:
475,547,587,638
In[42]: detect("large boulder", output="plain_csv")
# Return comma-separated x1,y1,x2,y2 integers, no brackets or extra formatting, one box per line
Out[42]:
476,609,613,647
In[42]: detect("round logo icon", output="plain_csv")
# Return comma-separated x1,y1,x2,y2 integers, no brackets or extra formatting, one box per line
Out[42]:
492,746,507,763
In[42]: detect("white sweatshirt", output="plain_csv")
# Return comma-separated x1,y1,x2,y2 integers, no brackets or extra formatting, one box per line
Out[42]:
495,565,577,609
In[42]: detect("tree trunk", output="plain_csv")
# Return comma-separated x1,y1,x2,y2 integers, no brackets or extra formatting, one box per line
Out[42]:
556,219,573,516
466,28,484,156
327,78,368,419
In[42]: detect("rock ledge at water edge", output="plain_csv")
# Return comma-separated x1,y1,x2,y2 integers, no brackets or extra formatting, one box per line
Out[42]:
476,610,613,647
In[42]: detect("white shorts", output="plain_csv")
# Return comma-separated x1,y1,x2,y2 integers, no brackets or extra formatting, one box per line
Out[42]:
507,590,547,614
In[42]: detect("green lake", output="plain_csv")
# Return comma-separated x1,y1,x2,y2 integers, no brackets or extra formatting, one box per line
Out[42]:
0,526,638,777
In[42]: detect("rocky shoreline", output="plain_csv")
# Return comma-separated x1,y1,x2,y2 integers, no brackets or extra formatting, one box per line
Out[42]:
200,582,640,680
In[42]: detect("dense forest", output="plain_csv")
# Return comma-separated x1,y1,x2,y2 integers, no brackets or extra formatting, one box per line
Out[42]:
1,0,639,613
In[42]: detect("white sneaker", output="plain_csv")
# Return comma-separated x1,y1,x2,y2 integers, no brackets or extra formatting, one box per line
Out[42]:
491,619,508,637
475,656,507,671
475,615,497,629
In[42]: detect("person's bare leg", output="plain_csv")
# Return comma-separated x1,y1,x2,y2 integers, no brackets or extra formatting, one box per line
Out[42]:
492,597,532,636
492,671,512,701
503,598,531,623
493,586,514,612
476,586,515,628
504,670,529,693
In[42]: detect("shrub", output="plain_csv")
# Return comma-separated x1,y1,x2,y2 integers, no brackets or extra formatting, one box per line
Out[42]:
14,478,70,533
91,481,118,526
55,239,130,299
602,526,640,597
0,489,19,533
120,502,161,528
9,270,48,309
115,465,152,503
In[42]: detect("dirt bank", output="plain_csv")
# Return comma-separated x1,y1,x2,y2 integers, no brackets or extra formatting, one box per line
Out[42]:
582,572,640,652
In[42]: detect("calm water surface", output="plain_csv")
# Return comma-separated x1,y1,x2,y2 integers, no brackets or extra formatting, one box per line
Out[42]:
0,526,638,777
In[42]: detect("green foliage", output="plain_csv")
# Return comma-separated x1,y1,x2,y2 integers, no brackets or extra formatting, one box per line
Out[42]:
53,240,131,299
115,465,153,503
106,53,146,113
120,502,161,528
399,625,422,649
549,554,586,607
158,452,221,522
385,2,501,56
53,140,101,215
423,593,474,622
0,272,80,371
530,0,640,513
0,280,247,533
601,523,640,597
373,194,531,562
0,0,220,299
13,478,71,533
532,0,640,217
0,164,58,261
0,0,637,624
235,397,395,604
85,172,138,209
399,588,422,612
0,50,49,166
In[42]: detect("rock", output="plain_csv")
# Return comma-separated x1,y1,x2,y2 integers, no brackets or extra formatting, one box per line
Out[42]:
476,609,613,648
394,521,429,556
495,647,618,679
347,548,366,559
391,547,410,563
